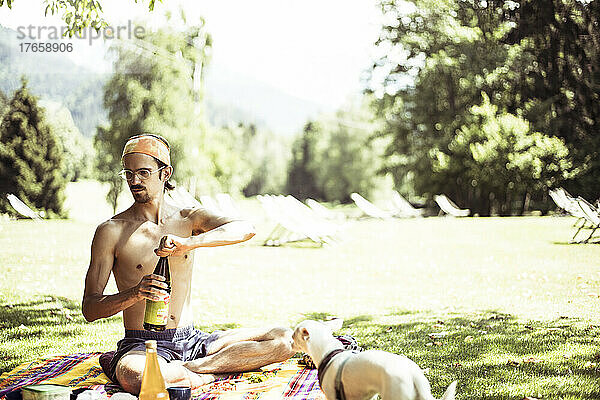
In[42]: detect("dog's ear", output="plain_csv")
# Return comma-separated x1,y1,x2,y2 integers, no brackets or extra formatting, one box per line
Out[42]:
322,318,344,332
300,327,310,341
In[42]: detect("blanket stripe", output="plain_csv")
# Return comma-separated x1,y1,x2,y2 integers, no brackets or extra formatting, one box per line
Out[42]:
282,369,321,399
0,353,109,398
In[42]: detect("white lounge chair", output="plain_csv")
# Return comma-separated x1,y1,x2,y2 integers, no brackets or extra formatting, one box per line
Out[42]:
550,188,590,240
215,193,241,218
284,195,339,242
350,193,393,219
200,195,222,214
434,194,470,217
6,194,42,220
166,186,202,208
390,191,423,217
257,194,330,246
306,198,346,221
574,197,600,243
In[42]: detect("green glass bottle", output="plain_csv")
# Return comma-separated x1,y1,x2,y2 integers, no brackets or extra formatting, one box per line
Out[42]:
143,256,171,331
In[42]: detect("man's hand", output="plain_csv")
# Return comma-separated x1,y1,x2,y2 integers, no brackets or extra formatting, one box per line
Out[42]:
154,234,190,257
136,274,169,301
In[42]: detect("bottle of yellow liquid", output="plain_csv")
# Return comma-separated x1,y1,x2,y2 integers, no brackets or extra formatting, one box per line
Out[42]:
144,257,171,331
138,340,169,400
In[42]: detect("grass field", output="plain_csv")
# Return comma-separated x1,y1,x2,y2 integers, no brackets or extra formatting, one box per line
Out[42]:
1,193,600,399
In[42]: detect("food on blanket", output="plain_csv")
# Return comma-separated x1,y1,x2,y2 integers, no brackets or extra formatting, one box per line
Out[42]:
21,384,71,400
144,257,171,331
139,341,169,400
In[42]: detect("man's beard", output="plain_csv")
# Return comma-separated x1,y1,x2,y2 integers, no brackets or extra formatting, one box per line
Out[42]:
130,186,151,203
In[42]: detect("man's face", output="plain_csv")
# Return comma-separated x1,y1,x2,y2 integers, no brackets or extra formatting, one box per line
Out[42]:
122,153,170,204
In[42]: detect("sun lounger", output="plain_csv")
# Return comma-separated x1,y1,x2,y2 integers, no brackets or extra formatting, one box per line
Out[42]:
306,198,346,221
215,193,241,218
257,195,311,246
350,193,393,219
257,194,335,246
573,197,600,243
549,188,590,240
284,195,339,241
166,186,202,208
200,195,222,214
390,191,424,217
433,194,470,217
6,194,42,219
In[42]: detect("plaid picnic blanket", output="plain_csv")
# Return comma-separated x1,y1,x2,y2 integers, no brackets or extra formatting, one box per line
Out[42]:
0,353,325,400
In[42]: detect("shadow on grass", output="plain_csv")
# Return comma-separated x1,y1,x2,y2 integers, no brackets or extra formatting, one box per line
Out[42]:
299,310,600,400
0,295,121,374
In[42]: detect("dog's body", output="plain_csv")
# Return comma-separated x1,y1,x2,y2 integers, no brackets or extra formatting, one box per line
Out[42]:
292,320,457,400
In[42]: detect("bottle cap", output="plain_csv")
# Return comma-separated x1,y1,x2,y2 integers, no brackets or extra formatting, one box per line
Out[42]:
145,340,157,349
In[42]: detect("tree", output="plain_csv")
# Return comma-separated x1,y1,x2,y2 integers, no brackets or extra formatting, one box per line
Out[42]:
286,122,323,200
0,78,66,217
241,125,291,197
368,0,595,213
0,0,163,37
437,94,572,215
41,100,94,182
502,0,600,199
286,101,383,203
369,0,513,204
95,21,213,211
0,89,7,118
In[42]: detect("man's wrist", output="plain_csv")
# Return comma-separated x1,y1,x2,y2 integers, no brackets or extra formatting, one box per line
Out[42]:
131,285,143,302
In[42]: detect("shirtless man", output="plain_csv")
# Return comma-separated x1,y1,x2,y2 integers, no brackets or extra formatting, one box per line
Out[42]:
82,134,295,394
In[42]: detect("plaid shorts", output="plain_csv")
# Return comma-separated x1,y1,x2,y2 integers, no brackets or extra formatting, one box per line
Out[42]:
105,326,222,382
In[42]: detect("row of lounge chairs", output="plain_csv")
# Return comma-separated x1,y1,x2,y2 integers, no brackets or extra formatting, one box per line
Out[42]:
549,187,600,243
257,194,340,246
167,188,242,218
350,192,469,219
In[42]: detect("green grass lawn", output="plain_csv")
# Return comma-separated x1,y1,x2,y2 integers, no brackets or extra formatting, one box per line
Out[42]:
1,202,599,399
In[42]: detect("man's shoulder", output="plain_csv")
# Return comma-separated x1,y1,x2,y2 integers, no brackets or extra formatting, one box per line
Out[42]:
178,206,200,219
94,217,126,239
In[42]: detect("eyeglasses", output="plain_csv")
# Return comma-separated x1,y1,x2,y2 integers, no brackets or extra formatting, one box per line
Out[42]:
118,166,165,181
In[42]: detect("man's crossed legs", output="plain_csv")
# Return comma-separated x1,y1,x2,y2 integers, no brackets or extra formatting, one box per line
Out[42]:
115,326,295,394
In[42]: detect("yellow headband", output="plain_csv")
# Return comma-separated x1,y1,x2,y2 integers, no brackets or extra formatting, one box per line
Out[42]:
122,135,170,166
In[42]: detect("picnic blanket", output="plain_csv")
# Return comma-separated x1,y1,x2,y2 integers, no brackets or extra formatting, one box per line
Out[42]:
0,353,325,400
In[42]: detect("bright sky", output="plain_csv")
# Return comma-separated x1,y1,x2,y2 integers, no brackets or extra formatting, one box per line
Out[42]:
0,0,383,108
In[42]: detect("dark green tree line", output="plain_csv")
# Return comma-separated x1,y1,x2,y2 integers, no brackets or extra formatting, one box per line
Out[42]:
0,79,66,217
369,0,594,215
503,0,600,199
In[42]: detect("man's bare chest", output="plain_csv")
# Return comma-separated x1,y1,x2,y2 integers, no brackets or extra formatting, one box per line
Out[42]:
114,221,191,277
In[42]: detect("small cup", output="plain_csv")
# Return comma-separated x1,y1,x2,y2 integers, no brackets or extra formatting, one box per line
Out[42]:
166,386,191,400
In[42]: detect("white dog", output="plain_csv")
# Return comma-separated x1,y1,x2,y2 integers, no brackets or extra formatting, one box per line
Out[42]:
291,319,457,400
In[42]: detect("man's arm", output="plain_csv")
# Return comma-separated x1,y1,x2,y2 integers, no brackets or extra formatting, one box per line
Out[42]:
82,222,169,322
155,208,256,257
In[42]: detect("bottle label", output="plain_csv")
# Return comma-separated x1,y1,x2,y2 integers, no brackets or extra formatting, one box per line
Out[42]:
144,296,170,326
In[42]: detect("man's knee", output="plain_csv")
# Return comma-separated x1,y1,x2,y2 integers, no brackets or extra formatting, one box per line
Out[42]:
268,326,292,340
115,351,146,395
269,327,295,359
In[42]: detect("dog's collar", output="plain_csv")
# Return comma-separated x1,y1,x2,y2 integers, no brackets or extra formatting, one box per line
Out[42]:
317,348,345,389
